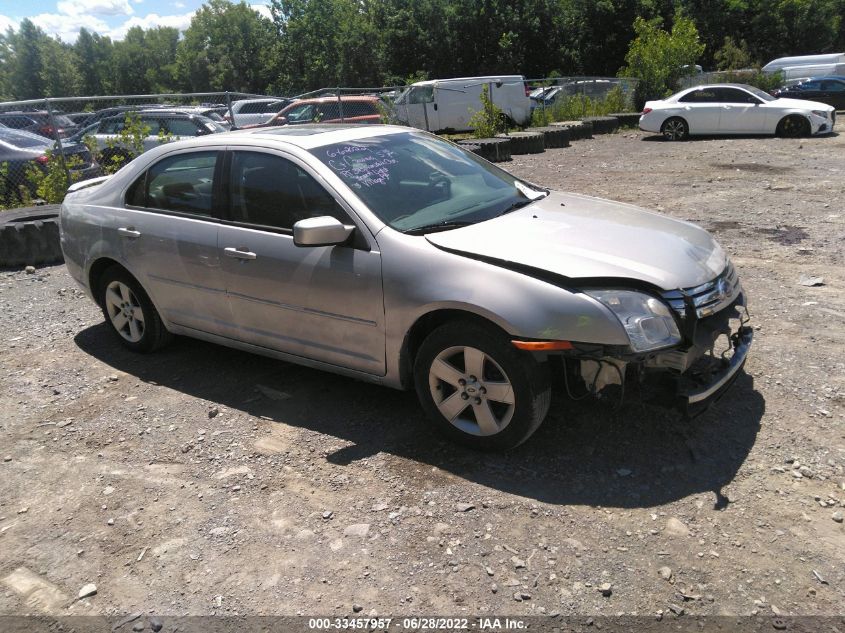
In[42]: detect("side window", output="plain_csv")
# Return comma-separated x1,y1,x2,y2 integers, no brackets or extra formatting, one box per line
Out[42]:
287,104,317,123
320,103,341,119
264,101,284,113
125,172,147,207
408,86,434,104
821,80,845,92
799,81,821,90
146,151,218,215
229,151,348,231
718,88,759,103
679,89,717,103
165,118,202,136
140,118,161,136
100,119,123,134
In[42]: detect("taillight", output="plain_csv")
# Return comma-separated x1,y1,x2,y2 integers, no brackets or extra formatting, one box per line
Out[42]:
36,155,50,165
641,107,652,115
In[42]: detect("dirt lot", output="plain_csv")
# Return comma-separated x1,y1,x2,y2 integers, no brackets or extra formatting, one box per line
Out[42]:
1,129,843,623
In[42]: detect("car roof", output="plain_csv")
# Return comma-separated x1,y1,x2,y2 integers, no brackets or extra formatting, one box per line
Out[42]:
288,95,380,105
148,123,408,151
686,83,758,91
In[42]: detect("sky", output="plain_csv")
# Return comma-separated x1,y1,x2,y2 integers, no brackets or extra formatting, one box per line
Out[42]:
0,0,273,43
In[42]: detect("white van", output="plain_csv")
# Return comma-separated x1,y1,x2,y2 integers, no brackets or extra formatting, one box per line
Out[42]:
394,76,531,133
762,53,845,73
778,63,845,80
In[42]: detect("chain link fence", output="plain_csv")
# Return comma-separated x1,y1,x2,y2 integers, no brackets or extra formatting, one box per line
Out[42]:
0,91,268,209
0,78,638,211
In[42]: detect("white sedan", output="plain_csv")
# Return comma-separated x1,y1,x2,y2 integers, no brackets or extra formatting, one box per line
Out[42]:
639,83,835,140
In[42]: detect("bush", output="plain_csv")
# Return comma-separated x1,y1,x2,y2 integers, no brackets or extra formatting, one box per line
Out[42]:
468,84,506,138
530,86,629,126
24,151,84,204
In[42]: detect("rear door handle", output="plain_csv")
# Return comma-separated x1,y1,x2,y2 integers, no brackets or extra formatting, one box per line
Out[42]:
117,227,141,238
224,247,257,260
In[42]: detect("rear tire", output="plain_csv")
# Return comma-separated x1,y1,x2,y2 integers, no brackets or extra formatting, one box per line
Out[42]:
98,266,172,353
413,321,551,451
776,115,810,138
661,117,688,141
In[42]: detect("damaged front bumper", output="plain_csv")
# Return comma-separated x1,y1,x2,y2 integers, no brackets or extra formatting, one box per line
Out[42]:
678,321,752,415
558,294,753,416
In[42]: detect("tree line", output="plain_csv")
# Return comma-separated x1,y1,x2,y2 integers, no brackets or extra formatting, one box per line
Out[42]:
1,0,844,102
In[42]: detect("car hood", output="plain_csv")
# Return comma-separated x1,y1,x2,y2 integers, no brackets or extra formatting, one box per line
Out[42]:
771,97,834,110
425,192,727,291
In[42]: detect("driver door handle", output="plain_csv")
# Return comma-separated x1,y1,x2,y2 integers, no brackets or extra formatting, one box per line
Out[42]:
224,247,257,260
117,227,141,238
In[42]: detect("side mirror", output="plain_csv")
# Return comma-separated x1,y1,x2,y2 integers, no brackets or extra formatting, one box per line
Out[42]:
293,216,354,247
274,116,287,126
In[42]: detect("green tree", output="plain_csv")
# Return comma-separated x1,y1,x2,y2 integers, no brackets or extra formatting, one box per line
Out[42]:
714,36,752,70
75,29,102,96
178,0,276,93
619,16,705,106
8,19,47,99
40,38,81,97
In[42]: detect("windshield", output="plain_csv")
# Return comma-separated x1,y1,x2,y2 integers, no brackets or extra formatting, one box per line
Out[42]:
745,85,776,102
309,131,547,233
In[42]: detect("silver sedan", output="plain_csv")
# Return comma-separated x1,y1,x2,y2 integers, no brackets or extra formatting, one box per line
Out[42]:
60,125,752,450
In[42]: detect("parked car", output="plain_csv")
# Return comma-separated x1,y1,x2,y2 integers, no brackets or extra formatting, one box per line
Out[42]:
72,104,174,130
248,96,382,128
394,75,531,132
228,98,292,128
85,111,226,163
0,127,101,201
529,86,564,113
772,76,845,110
0,111,79,139
639,83,835,140
60,125,752,450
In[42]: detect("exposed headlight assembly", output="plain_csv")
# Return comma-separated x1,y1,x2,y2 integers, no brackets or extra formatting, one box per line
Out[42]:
586,289,682,352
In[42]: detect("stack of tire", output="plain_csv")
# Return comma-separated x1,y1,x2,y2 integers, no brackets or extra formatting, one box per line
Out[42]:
551,120,593,140
609,112,642,128
495,131,545,154
524,126,570,149
582,116,620,134
457,138,512,162
0,205,63,268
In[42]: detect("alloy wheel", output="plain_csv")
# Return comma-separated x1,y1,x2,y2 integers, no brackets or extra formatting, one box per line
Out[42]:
428,345,516,436
663,119,686,141
104,280,145,343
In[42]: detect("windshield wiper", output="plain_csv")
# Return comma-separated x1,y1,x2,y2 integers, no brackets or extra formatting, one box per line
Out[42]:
498,198,538,216
403,221,475,235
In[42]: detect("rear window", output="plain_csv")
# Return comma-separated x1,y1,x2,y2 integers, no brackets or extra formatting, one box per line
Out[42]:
0,129,48,148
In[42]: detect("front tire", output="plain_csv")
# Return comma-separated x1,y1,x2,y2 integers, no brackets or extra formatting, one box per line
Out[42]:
413,321,551,451
776,115,810,138
99,266,171,352
661,117,688,141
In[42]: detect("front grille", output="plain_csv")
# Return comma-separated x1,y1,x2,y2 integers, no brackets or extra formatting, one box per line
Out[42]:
662,262,741,319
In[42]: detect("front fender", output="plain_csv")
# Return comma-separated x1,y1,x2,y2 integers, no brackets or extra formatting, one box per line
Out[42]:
379,231,629,387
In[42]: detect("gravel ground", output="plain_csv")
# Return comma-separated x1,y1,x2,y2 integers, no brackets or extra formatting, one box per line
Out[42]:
1,129,843,622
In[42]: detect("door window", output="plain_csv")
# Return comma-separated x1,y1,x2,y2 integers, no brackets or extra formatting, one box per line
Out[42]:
228,151,347,230
716,88,760,104
165,118,202,136
678,89,719,103
144,151,218,215
408,86,434,104
821,80,845,92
